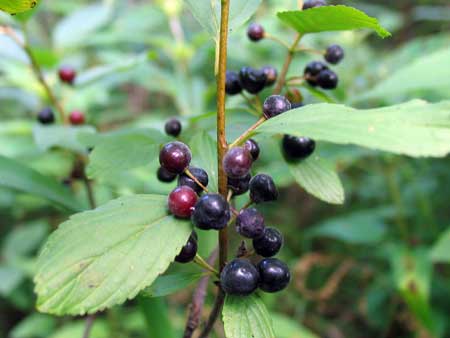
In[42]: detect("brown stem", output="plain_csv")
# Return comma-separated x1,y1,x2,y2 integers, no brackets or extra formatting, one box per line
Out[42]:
273,33,303,95
228,116,266,148
198,290,225,338
82,315,96,338
184,168,209,193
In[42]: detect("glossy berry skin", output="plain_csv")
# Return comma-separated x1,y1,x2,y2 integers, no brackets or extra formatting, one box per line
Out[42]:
191,193,231,230
69,111,85,125
304,61,328,86
317,69,338,89
225,71,242,95
223,147,253,178
159,141,192,174
253,227,283,257
257,258,291,293
263,95,292,119
37,107,55,125
261,66,277,86
157,167,177,183
175,232,198,263
165,118,182,137
228,173,251,196
250,174,278,203
220,259,259,296
247,23,265,42
236,208,265,239
239,67,267,94
168,186,197,218
325,44,344,64
282,135,316,161
58,66,76,84
244,139,260,161
303,0,327,10
178,167,209,195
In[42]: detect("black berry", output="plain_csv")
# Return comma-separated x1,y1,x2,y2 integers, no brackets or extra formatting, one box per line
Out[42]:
263,95,291,119
304,61,328,86
244,139,260,161
223,147,253,178
247,23,265,42
282,135,316,161
191,193,231,230
37,107,55,125
228,173,251,196
175,232,198,263
303,0,327,10
178,167,209,195
253,227,283,257
239,67,267,94
168,186,198,218
317,69,338,89
165,118,182,137
220,259,259,296
236,208,265,239
157,166,177,183
257,258,290,293
261,66,277,86
291,102,304,109
324,44,344,64
225,71,242,95
58,66,76,84
250,174,278,203
159,141,192,174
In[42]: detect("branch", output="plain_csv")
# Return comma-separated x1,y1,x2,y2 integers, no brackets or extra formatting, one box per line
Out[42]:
273,34,303,95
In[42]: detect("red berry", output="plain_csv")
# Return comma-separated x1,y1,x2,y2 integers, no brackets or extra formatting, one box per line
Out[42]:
159,141,192,174
69,111,85,125
58,66,76,84
168,186,198,218
247,23,265,42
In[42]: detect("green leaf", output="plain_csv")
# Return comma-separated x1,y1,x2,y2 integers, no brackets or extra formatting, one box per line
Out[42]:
0,155,83,212
33,125,96,154
0,266,24,296
271,314,319,338
288,155,344,204
3,221,49,261
256,100,450,158
277,6,391,38
223,294,275,338
34,195,192,315
141,273,204,298
430,228,450,263
0,0,38,14
302,85,336,103
189,132,218,192
10,313,56,338
138,297,176,338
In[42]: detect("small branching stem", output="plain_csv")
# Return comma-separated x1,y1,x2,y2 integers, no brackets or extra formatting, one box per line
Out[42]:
273,33,303,94
184,168,209,193
228,117,266,148
194,255,219,276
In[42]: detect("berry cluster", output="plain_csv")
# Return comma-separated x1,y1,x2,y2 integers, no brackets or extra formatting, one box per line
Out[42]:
226,65,277,96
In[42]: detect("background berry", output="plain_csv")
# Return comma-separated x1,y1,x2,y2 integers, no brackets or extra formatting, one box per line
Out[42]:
282,135,316,161
178,167,209,194
257,258,291,293
317,69,338,89
223,147,253,178
303,0,327,10
37,107,55,125
165,118,182,137
263,95,292,119
261,66,278,86
228,173,251,196
247,23,265,42
236,208,266,239
225,71,242,95
244,139,260,161
239,67,267,94
191,193,230,230
250,174,279,203
157,167,177,183
253,227,283,257
220,259,259,295
69,111,85,125
159,141,192,174
324,44,345,64
168,186,197,218
175,232,198,263
304,61,328,86
58,66,76,84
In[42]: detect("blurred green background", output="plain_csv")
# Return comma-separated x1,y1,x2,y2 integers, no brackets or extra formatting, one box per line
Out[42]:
0,0,449,337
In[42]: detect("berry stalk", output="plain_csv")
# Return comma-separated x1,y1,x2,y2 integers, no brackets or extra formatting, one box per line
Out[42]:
273,33,303,94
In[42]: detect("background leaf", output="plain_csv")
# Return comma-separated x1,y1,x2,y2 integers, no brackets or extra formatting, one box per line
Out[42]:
430,228,450,263
0,0,38,14
140,273,204,298
189,131,218,192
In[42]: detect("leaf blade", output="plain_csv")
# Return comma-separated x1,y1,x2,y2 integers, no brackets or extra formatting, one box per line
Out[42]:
0,0,38,14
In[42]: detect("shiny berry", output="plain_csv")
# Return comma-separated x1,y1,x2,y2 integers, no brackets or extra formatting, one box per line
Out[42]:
175,232,198,263
253,227,283,257
220,259,259,295
168,186,197,218
239,67,267,94
225,71,242,95
157,167,177,183
257,258,290,293
263,95,291,119
37,107,55,125
223,147,253,178
247,23,265,42
324,44,344,64
236,208,265,239
317,69,338,89
304,61,328,86
303,0,327,10
228,173,251,196
165,118,182,137
178,167,209,195
159,141,192,174
69,111,85,125
191,193,231,230
244,139,260,161
261,66,277,86
249,174,278,203
282,135,316,161
58,66,76,84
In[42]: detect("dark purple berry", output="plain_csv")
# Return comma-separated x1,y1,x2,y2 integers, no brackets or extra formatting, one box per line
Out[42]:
220,259,259,295
282,135,315,161
223,147,253,178
159,141,192,174
168,186,198,218
247,23,265,42
303,0,327,10
175,232,198,263
59,66,76,84
178,167,209,195
324,44,344,64
257,258,290,293
165,118,182,137
236,208,265,239
249,174,278,203
261,66,277,86
252,227,283,257
157,166,177,183
239,67,267,94
244,139,260,161
304,61,328,86
317,69,338,89
263,95,291,119
37,107,55,125
225,71,242,95
191,193,231,230
228,173,251,196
